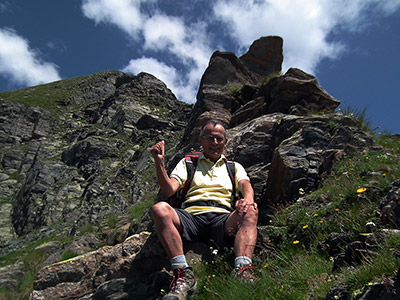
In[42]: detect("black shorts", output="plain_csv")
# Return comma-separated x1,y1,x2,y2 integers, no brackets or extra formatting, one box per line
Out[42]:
175,209,234,249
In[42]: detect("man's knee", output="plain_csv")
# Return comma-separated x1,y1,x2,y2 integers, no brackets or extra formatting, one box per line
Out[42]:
151,201,173,221
244,205,258,226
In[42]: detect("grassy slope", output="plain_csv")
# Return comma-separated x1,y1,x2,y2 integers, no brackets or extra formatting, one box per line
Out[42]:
193,134,400,300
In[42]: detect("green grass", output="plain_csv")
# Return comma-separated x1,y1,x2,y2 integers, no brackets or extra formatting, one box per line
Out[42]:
78,223,94,236
259,71,282,86
0,243,46,300
224,84,242,96
129,191,156,220
106,214,118,228
61,250,79,262
193,249,332,300
0,71,120,119
0,79,76,119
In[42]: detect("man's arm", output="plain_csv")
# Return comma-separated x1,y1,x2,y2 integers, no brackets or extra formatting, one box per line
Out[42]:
235,179,257,216
150,141,180,198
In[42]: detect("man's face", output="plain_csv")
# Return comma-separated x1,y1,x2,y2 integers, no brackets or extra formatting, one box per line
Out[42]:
198,123,227,163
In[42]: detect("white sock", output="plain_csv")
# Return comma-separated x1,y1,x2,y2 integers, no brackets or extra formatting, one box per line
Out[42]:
234,256,252,268
170,255,188,270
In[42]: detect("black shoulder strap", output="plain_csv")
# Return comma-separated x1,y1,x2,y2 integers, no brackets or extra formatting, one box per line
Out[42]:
179,153,200,202
226,161,237,208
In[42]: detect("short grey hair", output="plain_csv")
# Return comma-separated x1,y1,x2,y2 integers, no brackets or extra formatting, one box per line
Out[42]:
199,119,227,138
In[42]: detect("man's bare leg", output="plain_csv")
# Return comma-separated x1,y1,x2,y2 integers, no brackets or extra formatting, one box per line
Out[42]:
225,204,258,259
151,201,184,258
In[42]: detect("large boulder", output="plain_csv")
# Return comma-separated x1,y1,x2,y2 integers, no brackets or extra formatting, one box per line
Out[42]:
179,36,283,149
226,113,374,205
240,36,283,79
263,68,340,115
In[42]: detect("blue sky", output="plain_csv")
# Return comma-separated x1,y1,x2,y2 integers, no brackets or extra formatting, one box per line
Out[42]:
0,0,399,134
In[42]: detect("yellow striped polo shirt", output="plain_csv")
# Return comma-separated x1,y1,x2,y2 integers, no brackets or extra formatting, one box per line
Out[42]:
170,153,250,215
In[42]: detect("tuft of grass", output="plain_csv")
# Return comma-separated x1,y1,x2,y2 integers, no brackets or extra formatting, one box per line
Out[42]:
78,223,94,236
259,71,282,86
336,105,371,131
129,191,156,220
61,250,79,262
224,84,242,96
106,214,118,228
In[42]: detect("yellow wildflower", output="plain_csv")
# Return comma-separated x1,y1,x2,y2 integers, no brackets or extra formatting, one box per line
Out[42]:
319,220,324,224
293,240,300,245
314,213,319,217
335,208,339,212
302,225,309,229
357,187,367,193
263,263,269,268
382,173,386,177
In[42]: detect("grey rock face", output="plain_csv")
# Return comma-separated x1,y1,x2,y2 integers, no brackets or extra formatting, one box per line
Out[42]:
1,71,191,238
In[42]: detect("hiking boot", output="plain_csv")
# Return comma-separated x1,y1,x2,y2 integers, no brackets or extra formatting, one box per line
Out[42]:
163,267,197,300
232,264,258,283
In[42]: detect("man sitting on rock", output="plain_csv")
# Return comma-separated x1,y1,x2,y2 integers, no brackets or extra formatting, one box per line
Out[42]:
150,119,258,300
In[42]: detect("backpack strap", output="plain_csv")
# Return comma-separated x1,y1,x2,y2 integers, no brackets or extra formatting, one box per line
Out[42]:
170,153,200,208
180,153,200,200
225,161,237,209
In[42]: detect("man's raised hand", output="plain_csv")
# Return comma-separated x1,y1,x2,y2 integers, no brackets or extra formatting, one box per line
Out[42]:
150,140,165,161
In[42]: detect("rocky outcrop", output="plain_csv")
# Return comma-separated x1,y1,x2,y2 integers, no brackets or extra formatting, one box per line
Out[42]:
240,36,283,79
1,71,191,241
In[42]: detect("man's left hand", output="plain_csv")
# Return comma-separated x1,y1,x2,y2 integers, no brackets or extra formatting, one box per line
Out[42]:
235,198,257,216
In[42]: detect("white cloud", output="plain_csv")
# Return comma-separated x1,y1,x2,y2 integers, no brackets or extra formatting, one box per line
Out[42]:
378,0,400,14
81,0,145,37
213,0,400,74
143,14,186,50
82,0,213,103
122,57,178,88
0,28,61,87
122,57,197,103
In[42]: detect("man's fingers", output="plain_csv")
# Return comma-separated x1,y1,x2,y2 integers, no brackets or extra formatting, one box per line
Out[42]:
235,200,257,216
160,140,165,155
150,141,165,156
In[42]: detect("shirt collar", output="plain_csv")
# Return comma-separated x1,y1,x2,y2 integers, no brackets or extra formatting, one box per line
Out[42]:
199,153,227,164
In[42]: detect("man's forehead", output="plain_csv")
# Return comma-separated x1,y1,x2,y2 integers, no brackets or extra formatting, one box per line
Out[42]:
204,124,225,135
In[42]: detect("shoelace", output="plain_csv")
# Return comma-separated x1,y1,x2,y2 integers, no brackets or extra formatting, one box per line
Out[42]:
169,269,186,291
237,264,256,278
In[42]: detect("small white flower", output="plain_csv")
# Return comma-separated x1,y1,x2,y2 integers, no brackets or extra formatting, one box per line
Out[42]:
366,222,376,227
